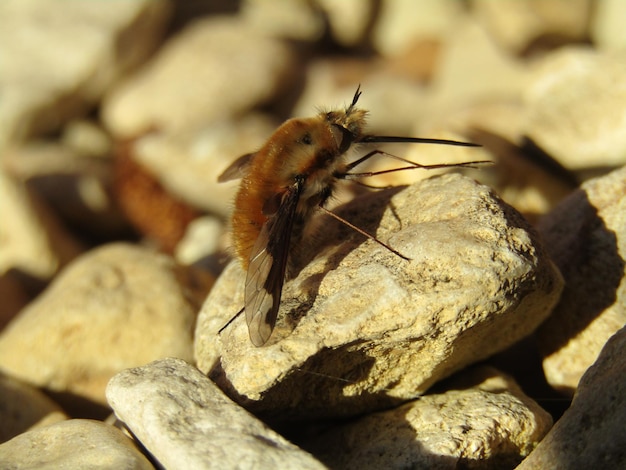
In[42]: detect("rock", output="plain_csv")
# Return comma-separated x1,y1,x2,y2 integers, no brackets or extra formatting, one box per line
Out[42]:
523,47,626,169
113,143,200,253
473,0,591,53
371,0,466,57
195,174,563,420
0,243,204,404
590,0,626,51
316,0,376,47
0,374,67,443
0,0,171,149
0,419,153,469
174,216,225,269
517,325,626,469
0,169,83,281
102,16,296,138
425,19,530,121
128,113,278,217
304,366,552,470
536,165,626,393
106,358,325,470
4,139,128,238
240,0,324,42
61,119,113,159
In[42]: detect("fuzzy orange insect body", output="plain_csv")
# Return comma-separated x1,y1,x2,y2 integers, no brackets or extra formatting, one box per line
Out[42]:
219,87,485,346
232,109,367,270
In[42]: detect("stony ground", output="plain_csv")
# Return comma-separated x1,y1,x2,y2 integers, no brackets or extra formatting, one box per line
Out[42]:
0,1,625,469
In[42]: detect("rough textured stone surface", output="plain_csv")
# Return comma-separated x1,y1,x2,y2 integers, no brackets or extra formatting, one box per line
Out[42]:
305,367,552,470
523,47,626,169
0,419,153,469
537,165,626,393
517,325,626,469
106,358,325,470
0,0,170,149
102,16,295,138
0,374,67,443
0,243,201,404
195,174,563,419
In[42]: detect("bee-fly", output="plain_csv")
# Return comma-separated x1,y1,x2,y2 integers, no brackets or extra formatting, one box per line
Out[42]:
219,86,487,346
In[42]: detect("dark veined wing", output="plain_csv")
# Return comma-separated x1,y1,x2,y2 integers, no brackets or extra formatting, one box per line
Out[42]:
217,152,256,182
245,179,304,346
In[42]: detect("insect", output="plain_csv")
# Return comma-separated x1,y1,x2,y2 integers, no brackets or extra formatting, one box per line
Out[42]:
219,86,487,346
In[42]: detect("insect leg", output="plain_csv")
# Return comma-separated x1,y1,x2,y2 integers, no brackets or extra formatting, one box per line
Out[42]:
318,205,410,261
218,306,245,334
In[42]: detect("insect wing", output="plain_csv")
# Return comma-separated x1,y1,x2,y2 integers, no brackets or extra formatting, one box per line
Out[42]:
245,182,303,346
218,152,256,182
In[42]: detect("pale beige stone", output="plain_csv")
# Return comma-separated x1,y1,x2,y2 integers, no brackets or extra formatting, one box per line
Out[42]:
241,0,324,41
103,16,295,138
4,140,127,237
316,0,376,47
305,367,552,469
0,170,82,280
517,325,626,469
0,419,153,469
107,358,325,470
425,19,530,121
195,174,563,419
0,244,200,404
474,0,591,53
523,47,626,169
537,165,626,393
175,216,225,267
131,113,277,217
0,0,171,149
371,0,466,56
591,0,626,51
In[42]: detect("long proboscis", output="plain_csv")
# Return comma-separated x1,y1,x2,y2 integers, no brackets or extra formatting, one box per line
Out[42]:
357,135,481,147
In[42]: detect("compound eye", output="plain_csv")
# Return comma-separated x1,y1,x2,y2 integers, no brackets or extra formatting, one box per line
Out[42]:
331,124,355,154
299,132,313,145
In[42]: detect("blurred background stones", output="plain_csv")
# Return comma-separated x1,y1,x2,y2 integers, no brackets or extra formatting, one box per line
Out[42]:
1,1,625,468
